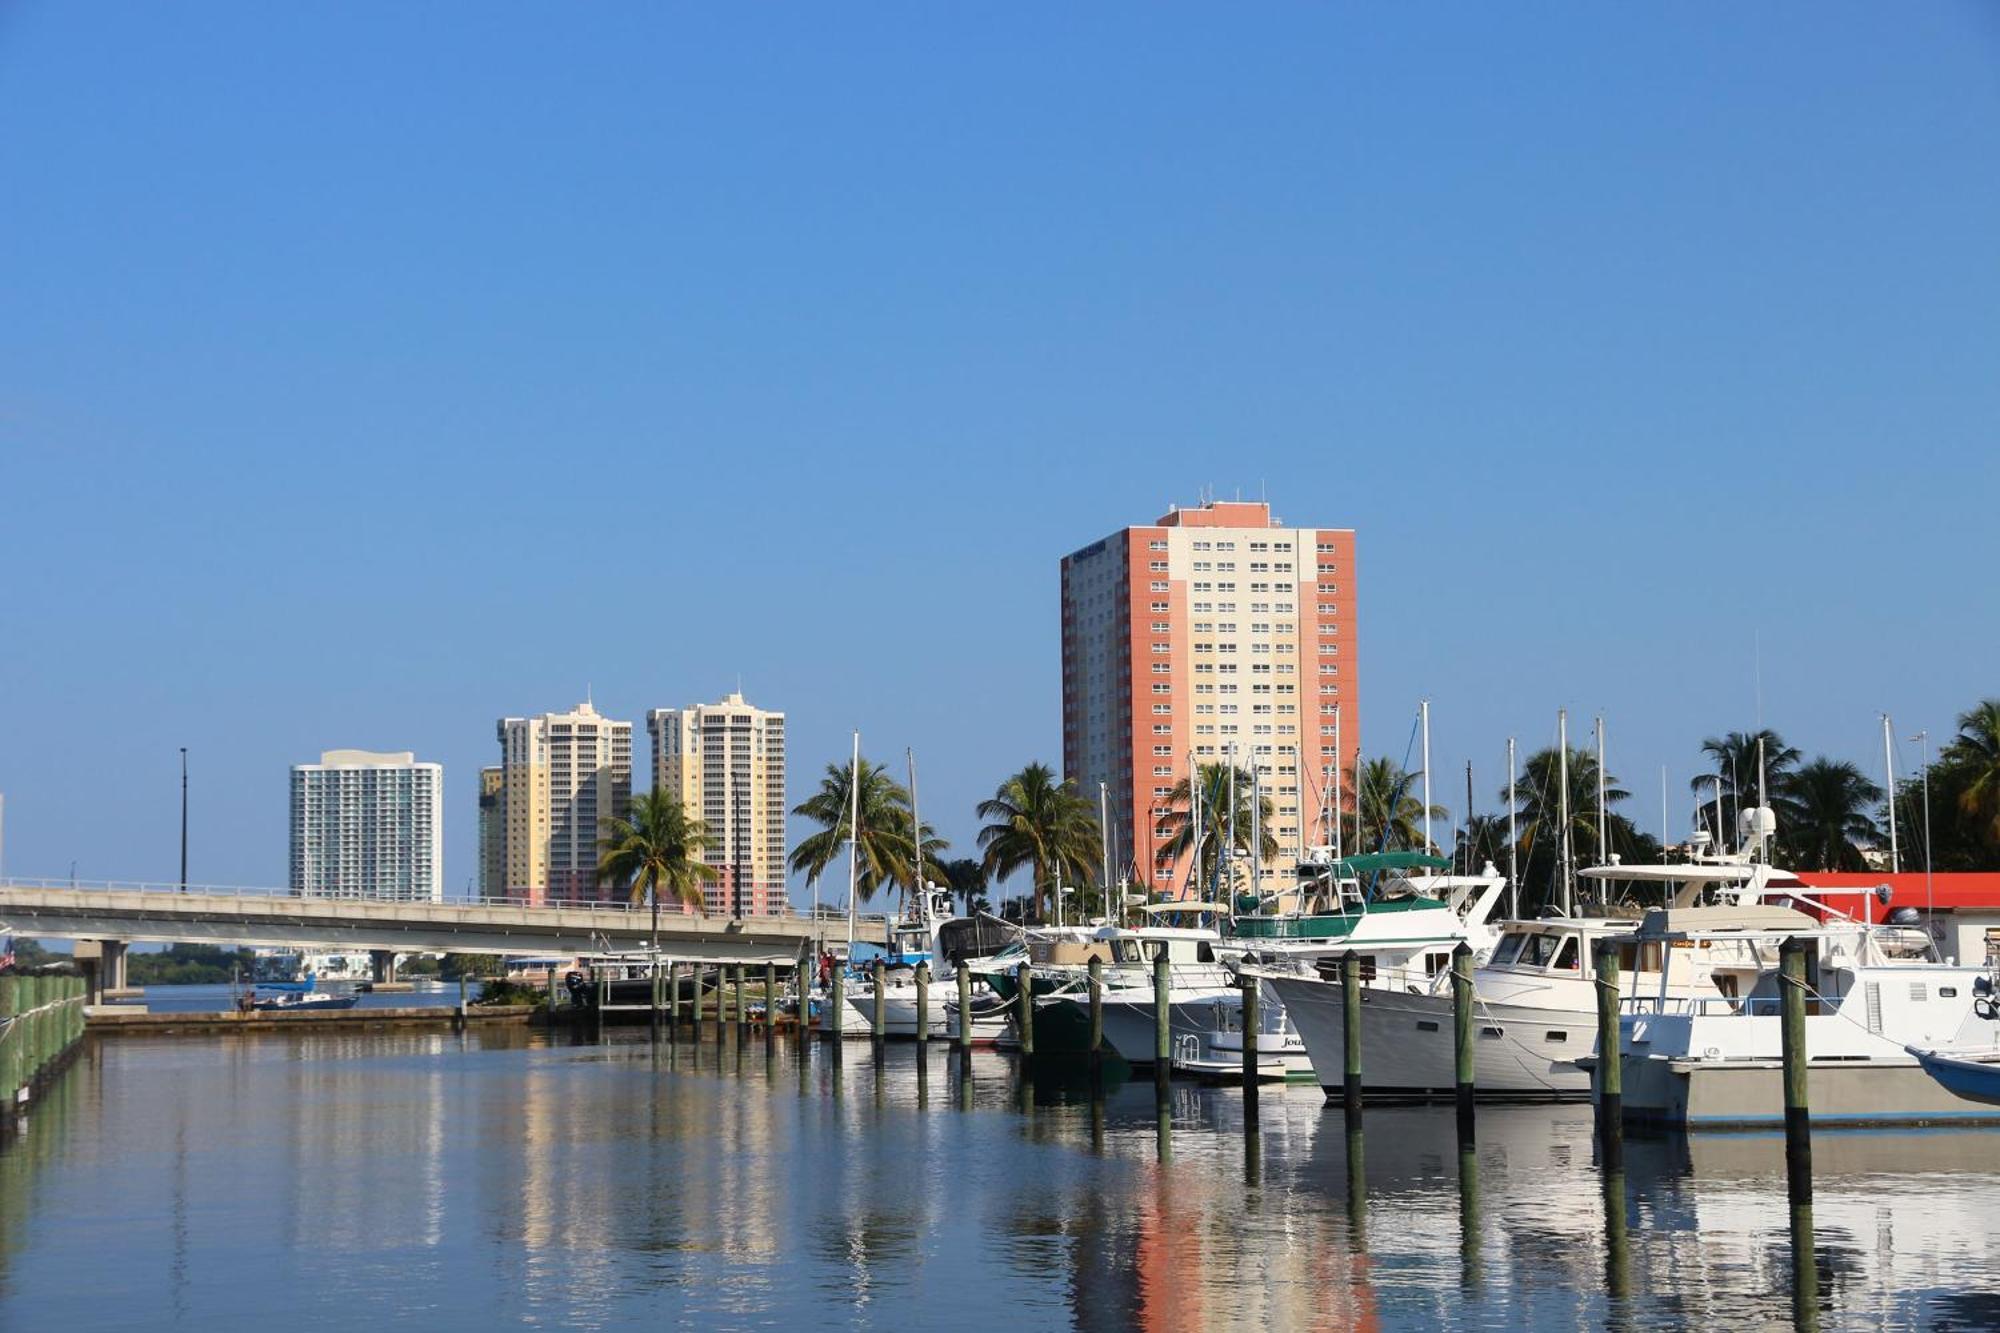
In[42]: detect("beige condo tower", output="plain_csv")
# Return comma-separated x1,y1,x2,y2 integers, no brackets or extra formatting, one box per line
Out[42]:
647,692,787,917
496,700,632,905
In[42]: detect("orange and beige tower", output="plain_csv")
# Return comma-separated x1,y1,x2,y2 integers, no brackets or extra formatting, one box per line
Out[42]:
1060,499,1357,901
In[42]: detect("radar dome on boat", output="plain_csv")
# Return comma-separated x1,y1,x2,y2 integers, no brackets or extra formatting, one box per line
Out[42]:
1737,806,1778,842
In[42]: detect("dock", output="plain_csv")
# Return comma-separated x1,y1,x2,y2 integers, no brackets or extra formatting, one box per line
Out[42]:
84,1004,540,1035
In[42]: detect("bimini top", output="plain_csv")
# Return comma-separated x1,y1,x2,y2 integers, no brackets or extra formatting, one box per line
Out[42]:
1632,904,1821,940
1579,863,1757,885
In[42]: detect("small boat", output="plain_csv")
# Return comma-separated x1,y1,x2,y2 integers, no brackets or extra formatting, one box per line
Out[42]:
249,973,360,1013
1907,1044,2000,1106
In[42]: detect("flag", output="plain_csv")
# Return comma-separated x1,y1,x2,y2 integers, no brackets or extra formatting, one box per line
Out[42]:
0,936,14,970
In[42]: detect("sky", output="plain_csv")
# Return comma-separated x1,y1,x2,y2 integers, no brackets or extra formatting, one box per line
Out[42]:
1,4,1996,901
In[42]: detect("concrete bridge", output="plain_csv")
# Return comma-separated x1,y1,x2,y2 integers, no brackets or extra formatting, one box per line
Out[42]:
0,879,857,1000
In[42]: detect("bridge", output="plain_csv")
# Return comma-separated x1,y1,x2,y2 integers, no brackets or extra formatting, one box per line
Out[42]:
0,879,865,1000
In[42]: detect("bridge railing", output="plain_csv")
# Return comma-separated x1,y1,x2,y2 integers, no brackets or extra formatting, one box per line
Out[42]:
0,877,888,927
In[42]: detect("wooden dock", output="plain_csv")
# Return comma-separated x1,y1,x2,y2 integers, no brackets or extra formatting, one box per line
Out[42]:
85,1004,539,1035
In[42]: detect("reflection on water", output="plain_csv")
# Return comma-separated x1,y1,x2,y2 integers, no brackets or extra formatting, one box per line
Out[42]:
2,1029,1998,1329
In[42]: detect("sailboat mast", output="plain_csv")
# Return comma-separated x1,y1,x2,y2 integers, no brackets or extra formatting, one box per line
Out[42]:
907,747,923,924
1099,781,1112,922
1595,715,1607,869
1464,761,1475,875
1558,709,1572,916
1226,744,1238,913
1754,735,1768,863
1506,737,1518,920
1189,749,1202,899
1331,708,1343,862
846,730,861,952
1881,714,1900,874
1250,760,1262,912
1420,699,1433,855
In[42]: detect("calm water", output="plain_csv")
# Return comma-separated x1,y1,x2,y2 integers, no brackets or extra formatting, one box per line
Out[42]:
3,1028,1997,1330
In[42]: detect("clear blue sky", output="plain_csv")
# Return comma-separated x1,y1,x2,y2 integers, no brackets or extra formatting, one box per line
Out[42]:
2,4,1995,898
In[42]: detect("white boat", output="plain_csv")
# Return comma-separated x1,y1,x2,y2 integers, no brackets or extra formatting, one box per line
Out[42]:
840,886,1023,1039
1616,908,2000,1126
1268,813,1851,1102
1168,990,1310,1082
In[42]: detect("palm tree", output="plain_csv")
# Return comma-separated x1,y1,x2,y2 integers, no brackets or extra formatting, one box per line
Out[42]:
788,756,947,905
1943,699,2000,850
1157,762,1281,899
596,789,720,942
1353,757,1448,855
976,763,1101,921
1781,758,1882,871
942,857,990,916
1689,729,1801,845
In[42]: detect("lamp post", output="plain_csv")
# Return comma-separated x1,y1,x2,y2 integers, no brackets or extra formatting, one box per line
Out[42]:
179,747,189,893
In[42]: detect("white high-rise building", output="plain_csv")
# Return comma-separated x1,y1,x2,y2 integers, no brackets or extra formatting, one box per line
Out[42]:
648,692,787,916
497,700,633,905
289,750,444,902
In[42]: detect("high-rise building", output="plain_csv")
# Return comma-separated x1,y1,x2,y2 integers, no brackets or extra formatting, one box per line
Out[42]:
289,750,444,902
1060,499,1357,901
477,766,505,899
497,700,633,905
647,692,787,916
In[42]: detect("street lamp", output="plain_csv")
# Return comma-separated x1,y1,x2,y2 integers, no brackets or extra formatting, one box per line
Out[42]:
179,747,189,893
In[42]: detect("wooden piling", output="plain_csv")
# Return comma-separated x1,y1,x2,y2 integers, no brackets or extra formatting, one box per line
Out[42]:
1452,942,1474,1142
1340,951,1363,1122
1780,935,1813,1203
914,962,930,1043
1152,953,1171,1083
764,962,777,1030
871,960,886,1043
955,959,972,1051
1593,940,1623,1167
828,962,844,1040
1015,961,1035,1059
1087,956,1104,1070
1241,972,1260,1105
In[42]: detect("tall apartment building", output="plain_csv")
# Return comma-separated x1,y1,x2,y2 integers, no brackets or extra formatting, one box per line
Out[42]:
496,700,632,905
477,766,505,899
1060,500,1357,901
647,692,786,916
289,750,443,902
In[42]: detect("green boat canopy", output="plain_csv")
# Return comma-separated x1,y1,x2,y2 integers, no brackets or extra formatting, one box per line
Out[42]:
1325,851,1451,876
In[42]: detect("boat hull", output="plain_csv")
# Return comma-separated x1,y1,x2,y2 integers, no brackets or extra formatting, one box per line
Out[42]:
1622,1054,2000,1127
1267,974,1591,1101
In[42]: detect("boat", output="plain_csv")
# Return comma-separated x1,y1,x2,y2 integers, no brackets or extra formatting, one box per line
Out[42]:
1168,989,1307,1082
841,884,1023,1039
250,973,360,1012
1907,1042,2000,1106
1267,808,1845,1102
1615,907,2000,1126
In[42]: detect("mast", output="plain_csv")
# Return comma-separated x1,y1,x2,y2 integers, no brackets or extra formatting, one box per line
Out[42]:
1189,749,1202,899
1914,730,1933,919
1420,699,1433,856
1595,715,1607,868
1464,761,1475,875
1226,744,1238,913
1331,707,1343,862
1881,714,1901,873
845,730,861,952
1660,766,1668,859
1754,735,1768,862
1557,710,1572,916
907,747,924,927
1506,737,1518,920
1250,759,1263,911
1099,781,1112,923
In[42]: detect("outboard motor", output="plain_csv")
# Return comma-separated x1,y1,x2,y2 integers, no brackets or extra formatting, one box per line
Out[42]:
564,970,590,1007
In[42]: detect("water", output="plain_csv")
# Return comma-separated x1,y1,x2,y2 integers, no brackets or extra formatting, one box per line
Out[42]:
3,1030,1997,1331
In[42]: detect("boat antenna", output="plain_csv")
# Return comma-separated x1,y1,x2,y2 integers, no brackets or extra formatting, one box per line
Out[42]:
1595,715,1608,870
907,746,922,926
1331,706,1343,863
1099,781,1112,923
1910,730,1933,920
1464,760,1475,876
1250,758,1263,915
1755,734,1768,863
1226,743,1239,920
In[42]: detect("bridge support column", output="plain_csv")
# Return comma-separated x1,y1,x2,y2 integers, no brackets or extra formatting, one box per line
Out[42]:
74,939,132,1004
370,950,399,984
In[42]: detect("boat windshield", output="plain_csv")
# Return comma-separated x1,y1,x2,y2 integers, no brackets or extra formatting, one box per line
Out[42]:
1490,933,1528,966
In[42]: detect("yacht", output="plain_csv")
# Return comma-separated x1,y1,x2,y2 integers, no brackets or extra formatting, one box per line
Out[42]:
1266,811,1837,1101
1615,906,2000,1126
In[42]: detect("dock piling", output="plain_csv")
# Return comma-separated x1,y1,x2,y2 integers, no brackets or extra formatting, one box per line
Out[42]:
1593,940,1623,1168
828,963,844,1040
1340,951,1363,1123
914,962,930,1044
1780,935,1813,1203
1153,953,1170,1091
955,960,972,1051
1015,961,1034,1060
871,960,886,1044
1241,972,1260,1113
1087,956,1104,1074
1451,942,1475,1143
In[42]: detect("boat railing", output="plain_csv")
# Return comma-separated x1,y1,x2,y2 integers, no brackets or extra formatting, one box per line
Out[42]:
1624,994,1784,1018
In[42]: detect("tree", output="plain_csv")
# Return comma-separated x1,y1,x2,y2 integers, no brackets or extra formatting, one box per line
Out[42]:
1353,757,1448,856
1780,758,1882,871
976,762,1101,921
1157,762,1281,899
596,789,720,940
942,857,989,916
788,756,947,905
1689,729,1801,847
1942,699,2000,852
